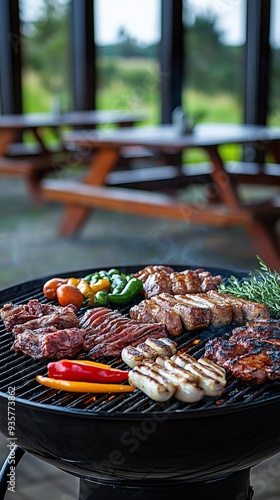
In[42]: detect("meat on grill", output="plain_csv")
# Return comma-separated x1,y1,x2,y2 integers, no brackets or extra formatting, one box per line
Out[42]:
12,305,79,334
0,299,73,332
204,324,280,384
12,327,86,359
133,265,223,299
79,307,167,359
130,290,270,334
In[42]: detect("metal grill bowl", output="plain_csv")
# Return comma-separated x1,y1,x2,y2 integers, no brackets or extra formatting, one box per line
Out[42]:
1,266,280,488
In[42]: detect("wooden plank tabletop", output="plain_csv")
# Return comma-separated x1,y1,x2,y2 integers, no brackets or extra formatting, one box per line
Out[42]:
63,123,280,150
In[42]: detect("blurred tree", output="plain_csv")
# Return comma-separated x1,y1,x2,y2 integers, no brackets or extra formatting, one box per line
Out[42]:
21,0,70,108
184,11,243,96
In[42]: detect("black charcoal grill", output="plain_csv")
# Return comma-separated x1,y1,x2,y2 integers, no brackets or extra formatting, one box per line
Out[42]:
1,265,280,500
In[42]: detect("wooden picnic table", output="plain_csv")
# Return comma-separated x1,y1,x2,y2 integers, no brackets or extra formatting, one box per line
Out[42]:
41,123,280,269
0,110,146,201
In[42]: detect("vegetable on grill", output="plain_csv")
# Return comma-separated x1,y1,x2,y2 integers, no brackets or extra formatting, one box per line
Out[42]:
36,375,135,393
56,284,84,309
47,359,129,383
42,268,143,308
108,277,144,305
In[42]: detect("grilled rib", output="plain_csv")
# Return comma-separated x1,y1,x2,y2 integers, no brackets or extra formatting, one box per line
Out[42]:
151,293,211,331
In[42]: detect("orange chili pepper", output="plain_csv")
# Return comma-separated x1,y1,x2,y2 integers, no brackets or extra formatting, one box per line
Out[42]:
36,375,135,393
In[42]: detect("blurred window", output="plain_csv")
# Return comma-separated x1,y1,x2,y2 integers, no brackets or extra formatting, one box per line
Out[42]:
19,0,71,113
183,0,246,126
94,0,161,123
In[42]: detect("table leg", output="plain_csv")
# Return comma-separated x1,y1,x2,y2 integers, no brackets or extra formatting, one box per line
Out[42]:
58,148,120,236
245,216,280,270
0,130,16,156
206,146,241,208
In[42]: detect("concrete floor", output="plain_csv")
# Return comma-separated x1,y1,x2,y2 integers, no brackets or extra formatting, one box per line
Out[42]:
0,176,280,499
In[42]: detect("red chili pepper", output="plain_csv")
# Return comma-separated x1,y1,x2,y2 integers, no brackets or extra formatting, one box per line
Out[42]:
47,359,129,383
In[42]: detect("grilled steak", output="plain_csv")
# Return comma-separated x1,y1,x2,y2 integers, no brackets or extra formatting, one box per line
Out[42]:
12,305,79,334
130,298,183,336
79,307,167,359
174,294,232,327
0,299,72,332
143,272,173,299
205,323,280,384
152,293,211,331
209,292,270,321
134,266,223,299
12,327,86,359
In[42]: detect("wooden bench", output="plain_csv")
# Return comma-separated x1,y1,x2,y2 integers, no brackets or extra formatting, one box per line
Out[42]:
0,157,57,203
41,178,280,269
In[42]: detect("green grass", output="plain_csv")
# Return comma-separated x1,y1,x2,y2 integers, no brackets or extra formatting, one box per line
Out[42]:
21,66,244,162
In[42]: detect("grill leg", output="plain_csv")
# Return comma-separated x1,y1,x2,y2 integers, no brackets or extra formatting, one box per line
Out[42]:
79,469,253,500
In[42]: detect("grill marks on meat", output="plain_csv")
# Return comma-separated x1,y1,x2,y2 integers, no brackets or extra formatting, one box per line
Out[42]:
1,299,84,359
130,291,270,335
13,327,86,360
0,299,70,332
205,323,280,384
79,308,167,359
134,265,223,299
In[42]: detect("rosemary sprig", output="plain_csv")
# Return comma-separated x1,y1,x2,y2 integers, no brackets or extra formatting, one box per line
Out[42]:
218,256,280,318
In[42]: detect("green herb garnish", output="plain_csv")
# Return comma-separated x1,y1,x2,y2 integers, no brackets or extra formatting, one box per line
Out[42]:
218,256,280,318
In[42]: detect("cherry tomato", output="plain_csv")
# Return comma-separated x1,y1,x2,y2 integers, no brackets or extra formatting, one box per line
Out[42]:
56,284,84,308
43,278,68,300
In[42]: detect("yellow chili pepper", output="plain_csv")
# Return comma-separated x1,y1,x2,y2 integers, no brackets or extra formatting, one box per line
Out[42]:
36,375,135,393
67,277,81,287
90,278,110,294
77,279,95,306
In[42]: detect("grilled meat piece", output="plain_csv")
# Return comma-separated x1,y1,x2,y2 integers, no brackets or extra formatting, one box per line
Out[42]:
80,307,168,359
88,324,167,359
246,319,280,328
136,266,223,299
174,294,232,327
170,271,202,294
195,271,223,292
130,298,183,336
230,325,280,342
12,305,79,335
152,293,211,331
0,299,71,332
133,265,174,283
12,327,86,359
212,293,270,321
207,290,244,323
204,336,280,384
143,272,173,299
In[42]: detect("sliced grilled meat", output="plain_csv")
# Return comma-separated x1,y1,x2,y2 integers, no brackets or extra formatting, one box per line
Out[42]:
213,293,270,321
207,290,244,323
130,299,183,336
174,294,232,327
88,324,167,359
152,293,211,331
